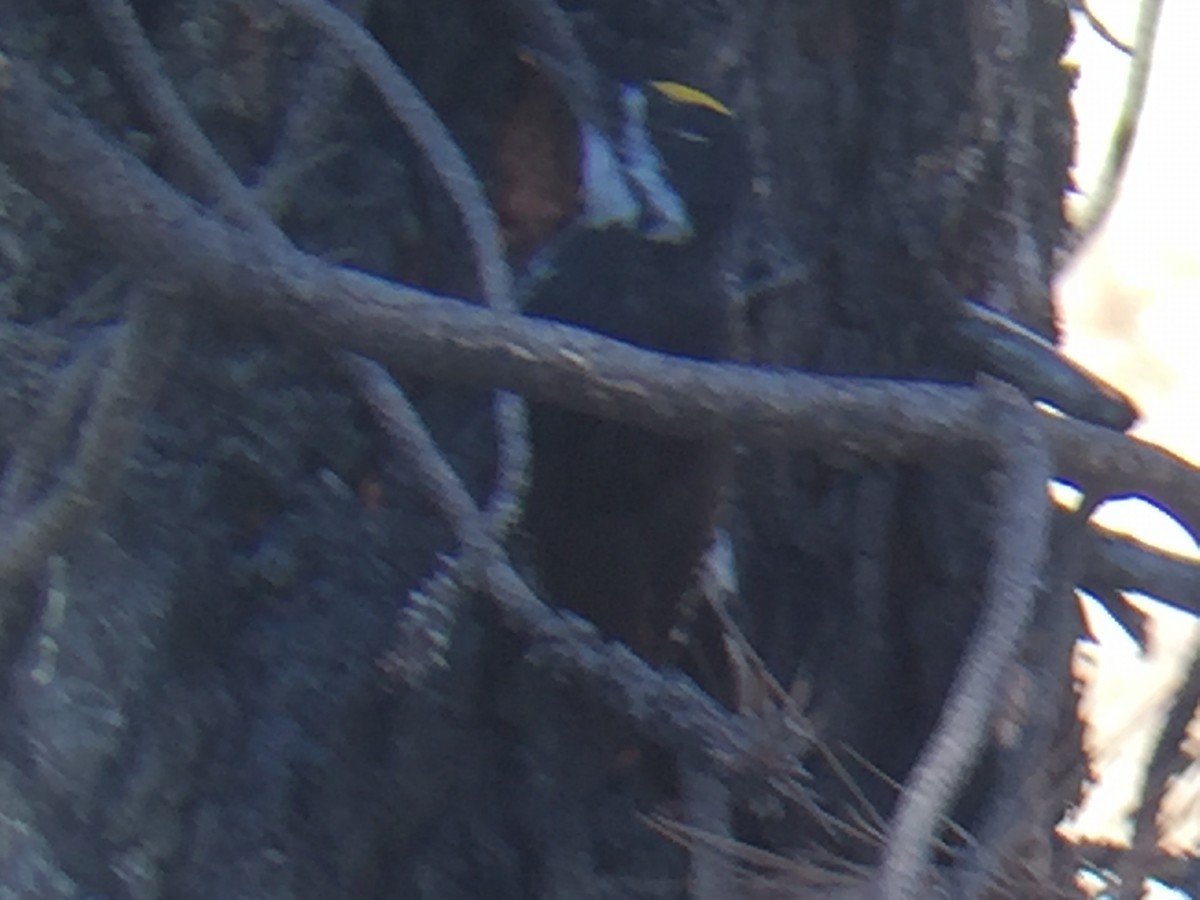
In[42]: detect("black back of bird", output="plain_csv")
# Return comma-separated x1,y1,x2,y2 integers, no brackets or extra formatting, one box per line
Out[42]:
522,81,744,668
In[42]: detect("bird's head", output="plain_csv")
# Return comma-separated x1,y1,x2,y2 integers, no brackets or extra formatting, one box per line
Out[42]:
580,80,745,244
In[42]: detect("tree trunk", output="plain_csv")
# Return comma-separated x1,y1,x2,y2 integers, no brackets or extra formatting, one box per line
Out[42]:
0,1,1125,897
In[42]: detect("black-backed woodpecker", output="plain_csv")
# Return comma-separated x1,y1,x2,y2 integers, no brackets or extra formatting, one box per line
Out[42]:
521,80,745,668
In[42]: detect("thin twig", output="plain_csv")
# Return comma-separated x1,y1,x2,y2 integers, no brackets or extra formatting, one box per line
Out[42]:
349,356,488,680
1114,642,1200,899
503,0,603,128
346,356,487,550
0,287,183,582
252,0,373,214
1082,521,1200,617
267,0,514,311
1068,0,1134,56
877,380,1053,900
0,335,110,518
264,0,529,537
85,0,284,245
1065,0,1166,258
951,501,1099,898
88,0,529,549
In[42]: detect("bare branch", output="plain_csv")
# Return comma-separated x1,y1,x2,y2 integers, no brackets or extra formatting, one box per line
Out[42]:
0,335,109,518
878,380,1053,900
1082,521,1200,617
951,501,1099,898
484,554,771,768
1,54,1198,543
346,356,487,549
1068,0,1134,55
267,0,515,312
0,287,182,582
265,0,529,536
85,0,529,546
503,0,603,128
1115,645,1200,899
349,350,769,772
350,356,486,681
253,0,374,214
85,0,284,244
1065,0,1166,258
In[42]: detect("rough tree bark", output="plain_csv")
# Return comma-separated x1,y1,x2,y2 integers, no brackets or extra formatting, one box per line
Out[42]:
0,1,1194,898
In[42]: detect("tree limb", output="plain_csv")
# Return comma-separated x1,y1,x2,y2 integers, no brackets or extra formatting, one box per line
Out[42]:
877,380,1053,899
1,50,1197,574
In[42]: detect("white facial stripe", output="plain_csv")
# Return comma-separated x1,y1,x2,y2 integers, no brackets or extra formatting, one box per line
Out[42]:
619,85,693,243
580,123,639,229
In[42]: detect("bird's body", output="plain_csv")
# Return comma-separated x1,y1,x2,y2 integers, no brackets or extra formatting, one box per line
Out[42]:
521,80,744,668
523,228,729,664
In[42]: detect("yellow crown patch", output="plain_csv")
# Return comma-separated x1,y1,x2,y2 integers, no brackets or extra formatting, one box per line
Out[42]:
649,80,733,117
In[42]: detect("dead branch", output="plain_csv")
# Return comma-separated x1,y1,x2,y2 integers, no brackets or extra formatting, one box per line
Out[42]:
1,51,1197,541
1114,644,1200,898
252,0,374,214
1067,1,1134,56
1064,0,1166,260
0,5,1194,897
269,0,515,310
0,286,183,582
348,350,787,778
87,0,530,546
1,41,1198,893
1082,522,1200,617
265,0,530,534
951,501,1100,898
877,380,1053,899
